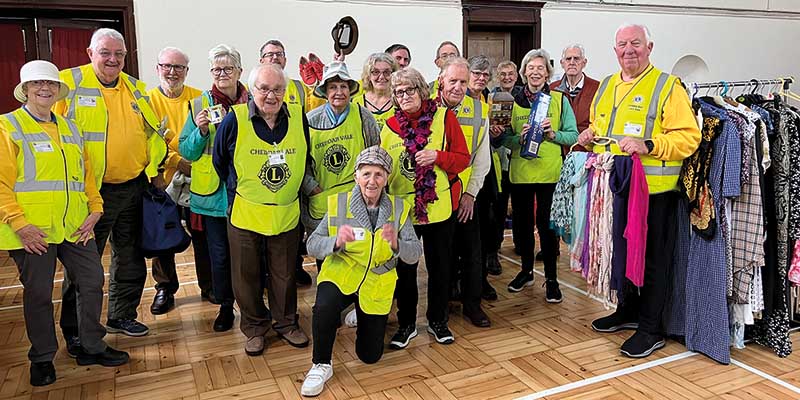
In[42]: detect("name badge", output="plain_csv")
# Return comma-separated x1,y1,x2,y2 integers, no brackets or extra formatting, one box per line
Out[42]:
269,151,286,166
77,96,97,107
623,122,643,136
352,227,366,241
32,142,54,153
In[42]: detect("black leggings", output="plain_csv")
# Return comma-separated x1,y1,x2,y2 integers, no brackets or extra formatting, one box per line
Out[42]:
312,282,388,365
510,183,558,279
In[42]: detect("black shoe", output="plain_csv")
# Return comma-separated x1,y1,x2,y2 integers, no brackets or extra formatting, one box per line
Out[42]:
389,325,417,349
481,278,498,301
76,346,130,367
591,311,639,333
296,266,312,286
620,331,665,358
106,319,149,337
65,335,81,358
486,253,502,276
201,291,221,305
508,270,534,292
30,361,55,386
150,288,175,315
464,307,491,328
213,305,235,332
544,280,563,303
427,321,455,344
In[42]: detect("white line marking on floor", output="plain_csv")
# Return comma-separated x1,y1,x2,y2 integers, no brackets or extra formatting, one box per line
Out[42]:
514,351,697,400
730,359,800,395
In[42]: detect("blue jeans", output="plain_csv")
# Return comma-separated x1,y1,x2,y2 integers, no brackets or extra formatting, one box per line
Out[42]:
204,216,233,306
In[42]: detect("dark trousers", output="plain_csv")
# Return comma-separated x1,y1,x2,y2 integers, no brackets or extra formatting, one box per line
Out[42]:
510,183,558,279
151,207,213,295
12,241,107,362
396,215,456,326
204,216,233,305
493,170,512,252
618,192,679,334
228,222,301,337
61,174,148,336
312,282,387,365
477,186,498,272
452,206,482,313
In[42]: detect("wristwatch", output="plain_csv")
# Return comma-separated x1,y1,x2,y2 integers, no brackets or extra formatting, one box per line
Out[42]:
644,139,655,154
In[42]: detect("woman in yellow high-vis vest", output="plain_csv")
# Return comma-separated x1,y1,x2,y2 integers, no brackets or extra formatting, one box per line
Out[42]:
301,146,422,397
352,53,399,132
0,60,129,387
500,49,579,302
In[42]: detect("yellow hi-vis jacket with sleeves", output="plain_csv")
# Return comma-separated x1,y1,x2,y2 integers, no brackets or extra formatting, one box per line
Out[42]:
0,109,90,250
187,95,220,196
317,191,410,315
591,66,682,194
229,103,307,236
380,107,452,225
58,64,167,189
453,96,499,193
308,103,367,219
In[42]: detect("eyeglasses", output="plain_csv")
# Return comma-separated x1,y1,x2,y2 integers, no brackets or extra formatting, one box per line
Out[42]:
211,66,237,76
158,63,187,73
253,85,285,97
370,69,392,78
393,87,418,98
470,70,490,79
562,56,584,63
260,51,285,59
437,52,457,60
27,80,61,89
97,50,127,59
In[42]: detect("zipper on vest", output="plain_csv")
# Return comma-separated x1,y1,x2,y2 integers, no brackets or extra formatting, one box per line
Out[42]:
60,148,70,227
355,233,376,295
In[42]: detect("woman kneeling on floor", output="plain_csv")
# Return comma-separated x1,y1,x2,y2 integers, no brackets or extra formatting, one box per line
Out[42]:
301,146,422,397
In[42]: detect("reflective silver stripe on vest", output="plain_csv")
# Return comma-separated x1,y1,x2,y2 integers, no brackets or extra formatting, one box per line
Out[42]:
61,119,83,147
593,75,613,121
126,76,150,103
642,73,670,140
293,80,305,107
643,164,682,176
191,97,214,155
329,192,354,228
83,131,106,142
457,101,485,164
69,181,85,192
5,114,68,193
371,196,405,275
66,67,84,119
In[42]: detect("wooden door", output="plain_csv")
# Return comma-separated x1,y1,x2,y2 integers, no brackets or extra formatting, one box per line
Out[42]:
467,31,511,88
37,19,99,71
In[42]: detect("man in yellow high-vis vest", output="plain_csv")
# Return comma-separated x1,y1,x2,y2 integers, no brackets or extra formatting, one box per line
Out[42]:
147,46,212,316
436,57,492,328
577,23,701,359
212,63,310,356
54,28,168,339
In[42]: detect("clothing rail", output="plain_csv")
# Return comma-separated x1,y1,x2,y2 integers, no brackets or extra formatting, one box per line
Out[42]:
690,77,793,90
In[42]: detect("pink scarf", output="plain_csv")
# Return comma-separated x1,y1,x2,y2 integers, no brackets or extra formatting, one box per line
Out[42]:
624,154,649,287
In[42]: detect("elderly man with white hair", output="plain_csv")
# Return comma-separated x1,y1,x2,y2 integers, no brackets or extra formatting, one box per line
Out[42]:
147,46,210,316
577,23,700,358
55,28,167,340
212,63,311,356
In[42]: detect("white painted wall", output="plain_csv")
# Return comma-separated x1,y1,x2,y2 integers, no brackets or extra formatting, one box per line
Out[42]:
131,0,800,93
132,0,462,90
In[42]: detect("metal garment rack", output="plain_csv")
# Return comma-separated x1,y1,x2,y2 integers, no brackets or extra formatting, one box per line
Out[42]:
688,77,794,100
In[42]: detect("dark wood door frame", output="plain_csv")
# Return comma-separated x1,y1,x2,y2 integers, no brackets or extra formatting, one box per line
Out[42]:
462,0,544,59
0,0,139,76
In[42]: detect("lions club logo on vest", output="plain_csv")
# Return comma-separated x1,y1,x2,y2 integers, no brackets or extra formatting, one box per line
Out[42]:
258,161,291,193
290,94,296,102
462,106,471,114
399,151,415,181
633,95,644,104
323,144,350,175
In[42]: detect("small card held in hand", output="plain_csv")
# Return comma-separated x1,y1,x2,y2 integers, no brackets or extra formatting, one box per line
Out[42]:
207,104,225,125
521,93,551,159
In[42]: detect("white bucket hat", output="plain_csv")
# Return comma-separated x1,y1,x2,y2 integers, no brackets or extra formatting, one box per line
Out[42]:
313,61,360,98
14,60,69,103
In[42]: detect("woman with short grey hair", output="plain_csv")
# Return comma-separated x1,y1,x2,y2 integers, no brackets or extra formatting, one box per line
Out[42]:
178,44,250,333
467,55,492,102
501,48,578,301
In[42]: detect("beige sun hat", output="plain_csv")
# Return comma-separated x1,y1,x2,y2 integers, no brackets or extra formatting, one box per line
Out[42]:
14,60,69,103
313,61,360,98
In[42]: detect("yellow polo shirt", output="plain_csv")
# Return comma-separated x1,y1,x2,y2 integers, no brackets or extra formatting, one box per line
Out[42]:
148,85,202,182
100,81,149,183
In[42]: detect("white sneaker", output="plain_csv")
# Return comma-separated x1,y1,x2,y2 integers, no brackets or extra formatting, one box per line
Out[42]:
344,309,358,328
301,363,333,397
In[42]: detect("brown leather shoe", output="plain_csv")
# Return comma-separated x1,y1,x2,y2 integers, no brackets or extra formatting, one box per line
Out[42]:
278,327,309,348
245,335,266,356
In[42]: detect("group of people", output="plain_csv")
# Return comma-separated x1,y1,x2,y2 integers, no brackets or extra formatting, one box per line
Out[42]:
0,21,700,397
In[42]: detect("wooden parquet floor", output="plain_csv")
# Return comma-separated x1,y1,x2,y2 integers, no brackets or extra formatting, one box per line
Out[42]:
0,235,799,399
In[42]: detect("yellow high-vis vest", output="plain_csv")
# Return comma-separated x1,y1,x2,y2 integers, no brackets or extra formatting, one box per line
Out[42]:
380,107,452,225
188,94,221,196
59,64,167,189
230,103,307,236
284,79,306,109
453,96,489,193
351,93,395,132
317,191,410,315
509,90,564,184
591,66,682,194
308,103,367,220
0,108,89,250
